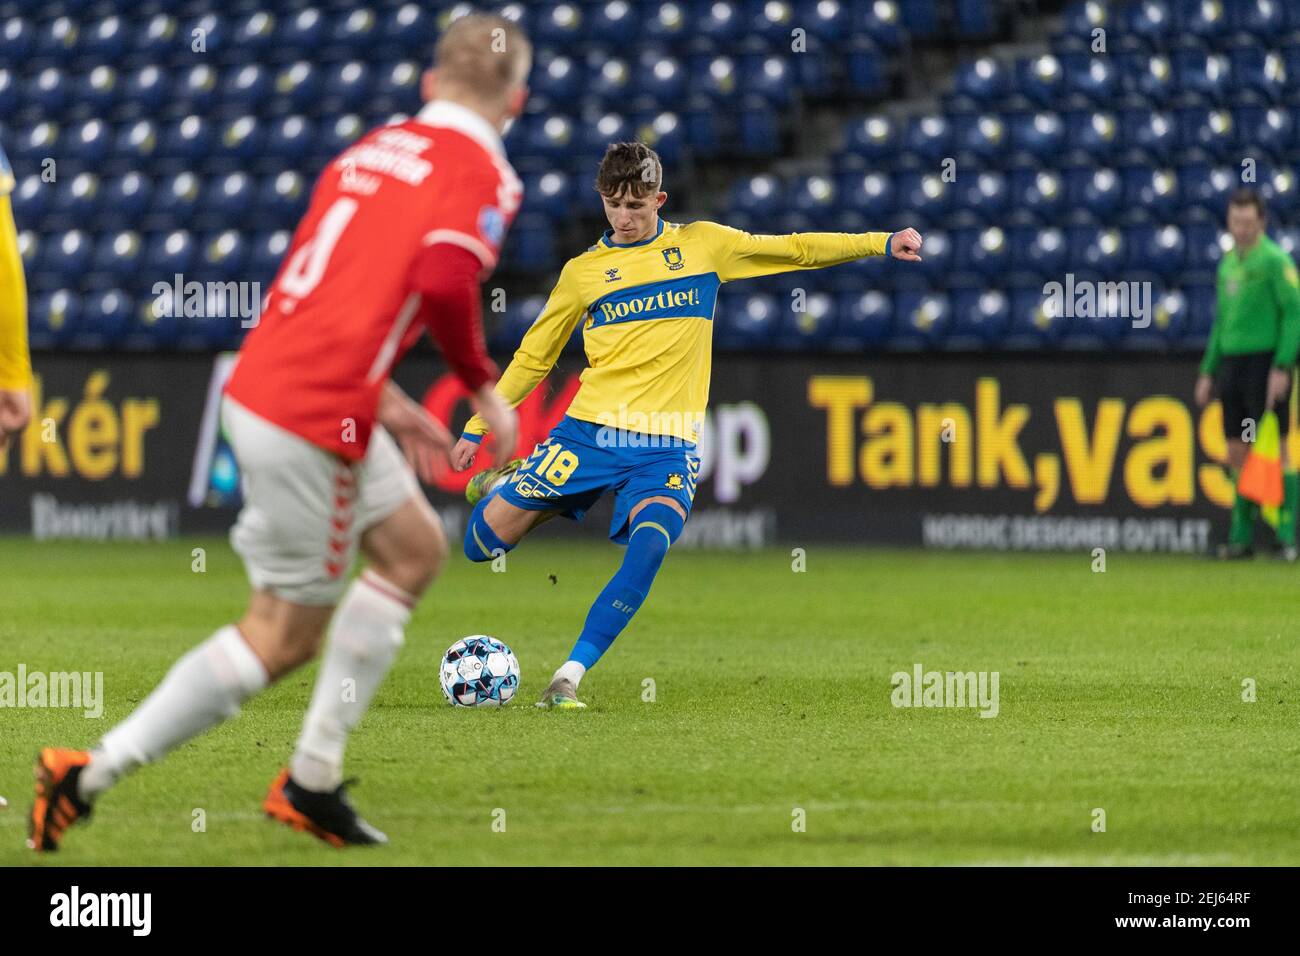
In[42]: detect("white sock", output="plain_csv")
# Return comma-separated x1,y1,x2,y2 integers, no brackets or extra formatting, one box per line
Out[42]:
290,572,412,792
78,625,268,802
556,660,586,687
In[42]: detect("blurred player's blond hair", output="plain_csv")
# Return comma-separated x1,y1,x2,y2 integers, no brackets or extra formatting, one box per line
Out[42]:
428,13,531,106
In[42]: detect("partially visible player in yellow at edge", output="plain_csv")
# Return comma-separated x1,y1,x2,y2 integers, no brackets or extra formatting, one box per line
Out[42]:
0,137,31,452
452,141,923,709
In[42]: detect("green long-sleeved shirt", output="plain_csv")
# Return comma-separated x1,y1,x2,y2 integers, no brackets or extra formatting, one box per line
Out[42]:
1200,233,1300,375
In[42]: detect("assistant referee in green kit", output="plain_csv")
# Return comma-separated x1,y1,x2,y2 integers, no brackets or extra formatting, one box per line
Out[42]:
1194,189,1300,560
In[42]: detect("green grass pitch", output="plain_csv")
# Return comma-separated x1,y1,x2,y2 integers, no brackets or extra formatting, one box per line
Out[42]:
1,535,1297,866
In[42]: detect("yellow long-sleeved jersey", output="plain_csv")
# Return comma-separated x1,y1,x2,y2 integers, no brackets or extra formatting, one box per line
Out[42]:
465,219,891,443
0,139,31,392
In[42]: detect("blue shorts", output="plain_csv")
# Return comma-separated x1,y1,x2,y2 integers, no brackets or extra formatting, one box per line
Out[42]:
495,416,700,544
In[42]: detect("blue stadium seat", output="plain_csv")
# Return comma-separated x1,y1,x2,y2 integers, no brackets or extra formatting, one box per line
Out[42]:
134,13,180,62
1229,46,1286,102
777,291,836,350
47,172,101,228
1117,51,1174,105
122,65,171,116
1180,162,1236,215
1127,223,1187,279
1123,108,1185,162
1068,167,1123,221
533,3,585,47
114,120,160,170
320,61,372,112
274,62,324,114
736,53,794,107
904,115,950,164
160,116,215,165
281,7,328,55
894,292,951,347
10,176,49,228
29,291,83,349
1006,287,1068,347
647,1,694,42
177,64,220,116
520,169,572,220
1066,110,1121,162
837,171,894,220
951,112,1007,159
1008,111,1065,162
1023,227,1069,281
1176,106,1236,161
956,171,1008,221
247,230,291,283
0,70,14,119
80,289,133,347
258,171,308,228
1235,105,1294,156
223,63,273,112
894,171,953,220
77,66,120,117
68,119,112,166
533,53,584,101
949,288,1010,346
589,2,639,46
1008,167,1066,221
636,52,687,105
718,291,781,347
851,0,906,50
90,231,145,290
845,114,896,163
1060,54,1118,104
1016,55,1065,107
146,230,198,277
1122,166,1180,221
1173,48,1230,100
1069,225,1126,274
0,17,33,64
1174,0,1231,42
952,56,1010,104
832,290,893,348
788,175,837,229
1122,0,1175,43
29,67,71,117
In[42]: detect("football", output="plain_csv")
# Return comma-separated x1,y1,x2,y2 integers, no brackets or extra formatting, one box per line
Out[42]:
438,636,520,708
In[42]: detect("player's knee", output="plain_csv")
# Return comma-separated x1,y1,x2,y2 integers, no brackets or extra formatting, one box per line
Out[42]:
464,499,513,563
628,501,685,556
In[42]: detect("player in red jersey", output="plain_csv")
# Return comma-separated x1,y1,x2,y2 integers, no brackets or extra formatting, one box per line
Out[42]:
29,14,530,851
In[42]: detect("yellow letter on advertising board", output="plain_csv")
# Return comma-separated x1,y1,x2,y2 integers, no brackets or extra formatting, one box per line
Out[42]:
808,376,872,486
860,402,913,488
917,404,972,487
1055,398,1125,504
976,378,1030,489
1125,397,1193,507
1197,403,1233,508
120,399,160,478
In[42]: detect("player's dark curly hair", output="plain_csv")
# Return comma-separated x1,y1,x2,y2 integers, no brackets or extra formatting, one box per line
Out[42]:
594,142,663,199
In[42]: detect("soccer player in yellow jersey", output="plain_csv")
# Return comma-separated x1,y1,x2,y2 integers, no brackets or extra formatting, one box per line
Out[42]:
452,142,923,708
0,138,31,451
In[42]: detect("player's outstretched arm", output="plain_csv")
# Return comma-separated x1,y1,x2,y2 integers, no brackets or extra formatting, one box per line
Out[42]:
697,220,923,282
454,261,587,471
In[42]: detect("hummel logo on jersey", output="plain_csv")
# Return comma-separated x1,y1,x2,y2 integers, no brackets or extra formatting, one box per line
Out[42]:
662,247,685,270
605,268,622,283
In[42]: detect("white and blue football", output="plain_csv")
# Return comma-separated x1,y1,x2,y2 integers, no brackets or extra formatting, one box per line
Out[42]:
439,636,520,707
